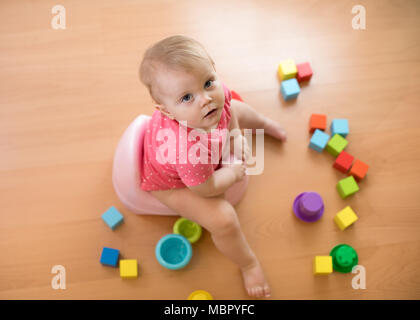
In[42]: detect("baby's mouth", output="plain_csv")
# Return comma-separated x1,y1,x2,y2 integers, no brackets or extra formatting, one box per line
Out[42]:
204,108,217,118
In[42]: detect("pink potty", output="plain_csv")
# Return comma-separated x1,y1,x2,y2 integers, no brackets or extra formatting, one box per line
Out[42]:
112,114,249,215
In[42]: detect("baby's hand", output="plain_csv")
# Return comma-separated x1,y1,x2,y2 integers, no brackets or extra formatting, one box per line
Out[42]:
231,135,254,166
226,161,246,183
241,135,255,166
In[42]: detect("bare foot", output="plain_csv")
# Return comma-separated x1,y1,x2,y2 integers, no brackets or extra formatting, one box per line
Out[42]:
263,117,287,142
241,261,271,298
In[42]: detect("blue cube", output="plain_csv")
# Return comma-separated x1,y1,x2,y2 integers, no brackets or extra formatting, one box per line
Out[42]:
280,78,300,101
331,119,349,137
100,247,120,267
309,129,330,152
101,206,124,230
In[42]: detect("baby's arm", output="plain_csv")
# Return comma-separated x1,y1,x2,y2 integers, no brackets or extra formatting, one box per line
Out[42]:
189,163,246,197
227,98,253,163
189,100,247,198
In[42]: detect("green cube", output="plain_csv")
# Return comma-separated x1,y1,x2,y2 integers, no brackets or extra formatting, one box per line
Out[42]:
326,134,348,156
337,176,359,199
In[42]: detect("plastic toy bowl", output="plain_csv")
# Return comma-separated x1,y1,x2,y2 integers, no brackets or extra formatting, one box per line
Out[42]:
173,218,202,244
155,234,192,270
188,290,213,300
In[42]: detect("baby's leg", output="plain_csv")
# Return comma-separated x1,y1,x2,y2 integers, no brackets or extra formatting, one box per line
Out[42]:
150,188,271,298
231,99,287,142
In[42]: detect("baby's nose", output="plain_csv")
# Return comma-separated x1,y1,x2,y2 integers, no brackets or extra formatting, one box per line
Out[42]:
201,94,212,106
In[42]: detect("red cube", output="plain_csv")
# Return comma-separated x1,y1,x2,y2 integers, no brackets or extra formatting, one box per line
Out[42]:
296,62,313,83
349,159,369,181
309,114,327,133
333,151,354,173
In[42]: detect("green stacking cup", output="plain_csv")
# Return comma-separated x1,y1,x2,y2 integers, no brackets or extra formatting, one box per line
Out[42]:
173,218,202,244
330,244,358,273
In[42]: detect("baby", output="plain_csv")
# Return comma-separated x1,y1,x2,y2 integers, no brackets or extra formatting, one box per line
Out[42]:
138,35,287,298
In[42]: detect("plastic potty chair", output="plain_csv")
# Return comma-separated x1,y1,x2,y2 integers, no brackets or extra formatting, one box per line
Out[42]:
112,114,249,215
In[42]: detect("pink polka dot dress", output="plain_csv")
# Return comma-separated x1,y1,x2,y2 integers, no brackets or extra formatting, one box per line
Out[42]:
140,82,232,191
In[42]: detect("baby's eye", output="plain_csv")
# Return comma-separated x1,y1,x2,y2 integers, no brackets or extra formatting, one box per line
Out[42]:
181,94,193,103
204,80,213,88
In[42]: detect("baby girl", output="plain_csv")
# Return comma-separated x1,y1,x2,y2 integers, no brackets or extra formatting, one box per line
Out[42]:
138,35,287,298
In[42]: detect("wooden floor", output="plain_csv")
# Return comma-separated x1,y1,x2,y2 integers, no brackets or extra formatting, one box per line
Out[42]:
1,0,419,300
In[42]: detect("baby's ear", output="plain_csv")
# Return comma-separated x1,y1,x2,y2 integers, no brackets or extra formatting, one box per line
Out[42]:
155,104,174,120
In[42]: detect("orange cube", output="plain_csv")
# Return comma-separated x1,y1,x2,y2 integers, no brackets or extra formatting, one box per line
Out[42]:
309,114,327,133
349,159,369,181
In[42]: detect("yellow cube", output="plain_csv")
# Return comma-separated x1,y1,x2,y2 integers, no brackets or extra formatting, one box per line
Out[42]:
313,256,333,275
120,259,138,279
334,206,358,231
278,59,297,80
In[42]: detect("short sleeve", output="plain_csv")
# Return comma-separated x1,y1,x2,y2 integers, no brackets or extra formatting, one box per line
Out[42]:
220,82,232,127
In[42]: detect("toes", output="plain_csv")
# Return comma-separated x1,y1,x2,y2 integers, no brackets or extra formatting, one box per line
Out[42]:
248,288,254,297
252,287,258,297
247,288,254,297
263,285,271,298
280,130,287,141
247,286,271,298
253,287,259,297
247,287,265,298
248,287,258,298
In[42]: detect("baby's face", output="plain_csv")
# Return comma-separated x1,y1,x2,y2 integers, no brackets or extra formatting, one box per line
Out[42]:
152,63,225,132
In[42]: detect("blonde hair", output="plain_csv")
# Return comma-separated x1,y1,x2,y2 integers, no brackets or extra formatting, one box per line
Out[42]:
139,35,216,103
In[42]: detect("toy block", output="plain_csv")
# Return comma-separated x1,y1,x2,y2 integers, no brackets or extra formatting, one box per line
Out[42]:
309,114,327,133
337,176,359,199
309,129,330,152
280,78,300,101
278,59,297,81
313,256,333,275
326,134,348,157
100,247,120,267
101,206,124,230
333,151,354,173
334,206,358,231
349,159,369,181
331,119,349,137
120,259,138,279
296,62,313,83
